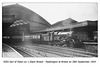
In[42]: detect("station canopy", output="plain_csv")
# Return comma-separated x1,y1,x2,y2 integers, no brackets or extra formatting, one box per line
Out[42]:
33,18,97,33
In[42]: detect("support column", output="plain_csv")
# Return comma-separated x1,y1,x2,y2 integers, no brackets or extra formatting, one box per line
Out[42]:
22,32,24,41
50,31,54,46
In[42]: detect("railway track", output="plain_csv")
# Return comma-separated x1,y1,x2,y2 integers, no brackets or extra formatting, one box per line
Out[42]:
13,47,35,57
13,46,44,57
13,46,60,57
38,44,98,57
12,44,97,57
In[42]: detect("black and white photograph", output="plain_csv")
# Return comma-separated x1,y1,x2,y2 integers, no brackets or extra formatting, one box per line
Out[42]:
2,2,98,58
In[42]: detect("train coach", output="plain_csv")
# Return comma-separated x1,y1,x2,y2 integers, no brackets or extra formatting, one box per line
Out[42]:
23,31,90,48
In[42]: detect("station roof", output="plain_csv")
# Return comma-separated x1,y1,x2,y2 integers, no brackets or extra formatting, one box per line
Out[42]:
2,4,51,31
2,4,97,34
51,18,78,28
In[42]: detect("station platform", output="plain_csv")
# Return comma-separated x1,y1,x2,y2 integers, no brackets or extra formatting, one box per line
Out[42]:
2,43,23,58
